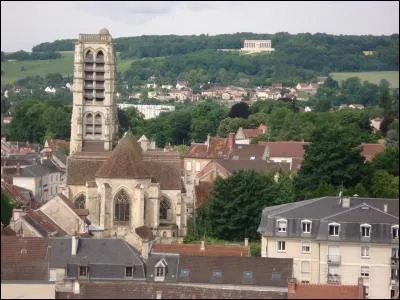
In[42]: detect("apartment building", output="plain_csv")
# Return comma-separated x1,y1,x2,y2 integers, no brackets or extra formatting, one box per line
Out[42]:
258,196,399,299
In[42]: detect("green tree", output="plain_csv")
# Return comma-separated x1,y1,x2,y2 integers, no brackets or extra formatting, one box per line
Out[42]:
228,102,250,119
295,126,366,200
370,147,399,176
1,190,14,225
370,170,399,198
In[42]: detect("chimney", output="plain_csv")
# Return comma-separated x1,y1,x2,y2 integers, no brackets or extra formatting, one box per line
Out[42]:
73,281,80,294
357,277,364,299
141,240,149,260
16,163,21,176
342,197,350,208
200,241,205,251
288,278,297,294
384,204,388,213
12,208,24,221
227,132,235,152
71,236,79,256
156,291,162,299
244,238,249,247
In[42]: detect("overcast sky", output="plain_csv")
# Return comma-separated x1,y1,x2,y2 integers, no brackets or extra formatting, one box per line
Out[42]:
1,1,399,52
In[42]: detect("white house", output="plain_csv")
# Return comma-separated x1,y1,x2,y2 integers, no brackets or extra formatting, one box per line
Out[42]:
44,86,56,94
176,81,189,90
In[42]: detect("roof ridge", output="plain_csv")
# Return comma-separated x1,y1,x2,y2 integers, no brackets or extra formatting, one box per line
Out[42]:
269,196,328,217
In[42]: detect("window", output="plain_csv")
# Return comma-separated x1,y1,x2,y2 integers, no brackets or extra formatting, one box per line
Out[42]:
212,270,222,278
360,224,371,238
243,271,253,280
94,113,102,135
301,220,312,233
392,247,399,259
159,197,171,221
277,219,287,232
361,246,370,258
301,280,310,284
328,223,340,236
114,189,130,222
125,267,133,277
180,269,190,279
302,241,311,253
361,266,369,277
195,162,201,172
156,267,165,277
85,113,94,135
277,241,286,252
301,261,310,273
271,272,281,280
186,161,192,171
79,266,88,277
392,225,399,239
75,194,85,209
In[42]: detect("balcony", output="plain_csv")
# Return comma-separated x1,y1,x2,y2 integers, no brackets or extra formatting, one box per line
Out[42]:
95,76,104,81
84,66,94,72
327,255,341,265
327,274,341,284
84,57,94,63
84,84,94,89
95,65,105,71
95,58,105,63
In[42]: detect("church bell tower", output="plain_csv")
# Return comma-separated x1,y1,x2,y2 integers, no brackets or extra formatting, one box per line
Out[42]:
69,27,118,155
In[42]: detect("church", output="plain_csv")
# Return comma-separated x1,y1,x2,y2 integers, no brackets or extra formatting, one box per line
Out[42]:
66,28,186,244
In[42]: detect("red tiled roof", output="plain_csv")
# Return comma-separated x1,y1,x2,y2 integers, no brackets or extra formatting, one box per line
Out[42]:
242,128,263,139
1,181,33,208
185,137,232,159
151,243,250,257
361,143,385,161
260,141,310,158
1,236,49,263
288,282,362,299
22,210,67,237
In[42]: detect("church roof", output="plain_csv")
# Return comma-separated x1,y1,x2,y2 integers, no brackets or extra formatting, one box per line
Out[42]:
67,157,106,186
95,132,151,179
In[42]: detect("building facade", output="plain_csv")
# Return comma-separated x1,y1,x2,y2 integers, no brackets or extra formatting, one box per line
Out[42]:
241,40,275,53
258,196,399,299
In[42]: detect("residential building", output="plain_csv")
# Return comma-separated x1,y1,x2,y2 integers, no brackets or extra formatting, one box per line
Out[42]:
235,124,268,144
117,103,175,119
176,80,189,90
1,181,35,210
258,196,399,299
137,134,156,152
169,89,192,101
241,40,275,53
45,86,56,94
258,141,310,171
296,82,319,95
1,138,40,156
2,116,12,124
370,118,383,133
1,236,56,299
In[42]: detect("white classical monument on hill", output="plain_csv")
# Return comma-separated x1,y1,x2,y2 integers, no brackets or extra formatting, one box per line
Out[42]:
241,40,275,53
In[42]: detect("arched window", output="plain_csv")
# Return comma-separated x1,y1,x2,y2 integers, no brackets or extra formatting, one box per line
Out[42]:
85,50,93,62
75,194,85,209
85,113,94,135
160,197,171,221
94,113,102,135
114,189,130,222
96,51,104,63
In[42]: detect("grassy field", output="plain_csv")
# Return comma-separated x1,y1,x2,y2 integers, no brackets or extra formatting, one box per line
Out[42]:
330,71,399,88
1,51,137,85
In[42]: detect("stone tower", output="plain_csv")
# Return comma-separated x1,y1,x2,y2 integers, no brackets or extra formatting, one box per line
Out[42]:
69,27,118,155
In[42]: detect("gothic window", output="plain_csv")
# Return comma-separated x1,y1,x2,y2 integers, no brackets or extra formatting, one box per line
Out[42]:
75,194,86,209
85,113,94,135
96,51,104,63
114,189,130,222
160,197,171,221
84,50,93,62
94,113,102,135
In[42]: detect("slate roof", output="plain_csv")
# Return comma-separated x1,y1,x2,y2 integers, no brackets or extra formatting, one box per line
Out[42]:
49,238,146,280
258,196,399,244
22,210,67,237
151,243,250,257
53,149,68,165
56,281,287,299
146,253,180,283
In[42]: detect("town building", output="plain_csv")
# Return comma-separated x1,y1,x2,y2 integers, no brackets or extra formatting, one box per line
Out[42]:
117,103,175,120
241,40,275,53
257,196,399,299
235,124,268,144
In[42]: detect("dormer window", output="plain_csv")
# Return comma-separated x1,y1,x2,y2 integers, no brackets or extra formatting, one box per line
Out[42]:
277,219,287,232
360,224,371,238
125,266,133,277
328,222,340,237
301,219,312,233
392,225,399,239
154,259,168,282
79,266,88,279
